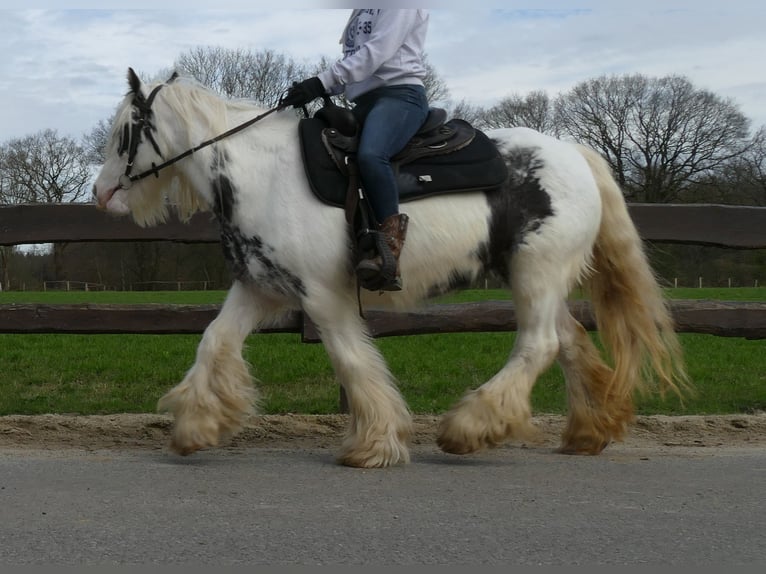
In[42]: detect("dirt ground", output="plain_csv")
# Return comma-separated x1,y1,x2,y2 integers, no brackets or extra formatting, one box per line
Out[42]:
1,412,765,453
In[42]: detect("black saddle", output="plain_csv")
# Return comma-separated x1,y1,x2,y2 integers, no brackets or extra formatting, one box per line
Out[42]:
299,103,508,209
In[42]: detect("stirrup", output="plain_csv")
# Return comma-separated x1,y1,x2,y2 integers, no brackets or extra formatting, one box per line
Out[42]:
355,230,401,292
355,258,403,292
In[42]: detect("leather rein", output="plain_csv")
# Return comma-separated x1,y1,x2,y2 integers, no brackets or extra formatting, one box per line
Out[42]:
118,81,281,190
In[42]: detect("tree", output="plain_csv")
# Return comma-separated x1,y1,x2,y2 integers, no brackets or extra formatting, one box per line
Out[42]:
421,53,450,106
683,128,766,206
82,115,114,166
0,129,92,281
174,46,311,106
480,90,556,134
447,98,489,127
716,127,766,206
0,129,92,204
554,74,752,203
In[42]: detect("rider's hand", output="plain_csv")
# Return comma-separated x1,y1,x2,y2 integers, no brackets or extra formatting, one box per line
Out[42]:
280,77,325,109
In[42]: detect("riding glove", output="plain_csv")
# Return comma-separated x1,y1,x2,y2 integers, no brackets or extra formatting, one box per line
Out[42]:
280,77,325,109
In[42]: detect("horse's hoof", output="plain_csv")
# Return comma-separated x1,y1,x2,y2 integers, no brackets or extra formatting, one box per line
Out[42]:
169,431,216,455
437,439,480,456
337,455,403,468
437,421,492,454
337,439,410,468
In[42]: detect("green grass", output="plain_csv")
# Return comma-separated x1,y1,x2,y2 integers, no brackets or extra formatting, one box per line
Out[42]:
660,287,764,301
1,286,762,304
0,288,764,416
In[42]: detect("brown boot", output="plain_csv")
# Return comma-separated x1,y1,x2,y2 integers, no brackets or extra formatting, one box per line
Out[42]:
356,213,409,291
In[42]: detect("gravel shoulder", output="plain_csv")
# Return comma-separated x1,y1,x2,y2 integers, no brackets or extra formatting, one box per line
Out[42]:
1,412,765,453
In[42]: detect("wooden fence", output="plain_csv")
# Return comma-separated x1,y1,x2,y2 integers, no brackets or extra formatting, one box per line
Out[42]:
1,203,765,340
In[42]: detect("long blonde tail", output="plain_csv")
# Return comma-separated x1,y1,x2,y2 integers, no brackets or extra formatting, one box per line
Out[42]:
577,145,689,405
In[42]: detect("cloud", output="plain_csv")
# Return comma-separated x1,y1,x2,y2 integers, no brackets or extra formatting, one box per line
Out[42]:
1,6,765,142
427,6,766,125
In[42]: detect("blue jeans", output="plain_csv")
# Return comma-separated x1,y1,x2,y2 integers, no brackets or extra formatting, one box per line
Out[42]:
352,85,429,223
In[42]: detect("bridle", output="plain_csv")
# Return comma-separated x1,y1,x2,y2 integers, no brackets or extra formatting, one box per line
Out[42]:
117,80,281,190
117,82,166,189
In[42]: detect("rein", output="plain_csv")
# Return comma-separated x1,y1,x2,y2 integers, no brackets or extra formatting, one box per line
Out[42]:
119,83,281,189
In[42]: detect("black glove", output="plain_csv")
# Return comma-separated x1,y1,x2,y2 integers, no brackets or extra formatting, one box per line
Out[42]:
280,77,325,109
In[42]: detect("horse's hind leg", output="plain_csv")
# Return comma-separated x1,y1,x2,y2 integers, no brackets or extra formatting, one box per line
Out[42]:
555,307,633,454
158,281,280,455
438,281,562,455
303,291,412,468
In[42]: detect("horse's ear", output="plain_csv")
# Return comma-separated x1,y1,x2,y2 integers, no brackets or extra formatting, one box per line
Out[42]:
167,71,179,84
127,67,142,94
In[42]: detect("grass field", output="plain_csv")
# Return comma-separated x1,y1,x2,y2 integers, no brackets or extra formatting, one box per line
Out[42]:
0,288,764,417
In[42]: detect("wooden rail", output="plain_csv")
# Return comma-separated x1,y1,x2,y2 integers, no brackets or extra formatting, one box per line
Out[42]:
0,300,763,339
1,203,764,339
2,203,765,248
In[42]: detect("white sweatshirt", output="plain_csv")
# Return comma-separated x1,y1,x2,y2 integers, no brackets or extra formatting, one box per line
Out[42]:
317,9,429,102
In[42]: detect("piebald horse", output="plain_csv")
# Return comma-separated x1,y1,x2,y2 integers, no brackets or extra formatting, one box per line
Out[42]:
93,69,687,467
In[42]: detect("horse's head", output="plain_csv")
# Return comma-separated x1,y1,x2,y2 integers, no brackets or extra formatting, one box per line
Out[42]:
93,68,201,226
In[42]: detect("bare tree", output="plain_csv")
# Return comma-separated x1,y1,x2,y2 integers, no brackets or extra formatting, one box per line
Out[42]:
481,90,556,134
0,129,92,281
0,129,92,204
700,127,766,206
421,53,450,106
82,115,115,166
555,74,752,202
175,46,311,106
736,127,766,206
447,98,489,128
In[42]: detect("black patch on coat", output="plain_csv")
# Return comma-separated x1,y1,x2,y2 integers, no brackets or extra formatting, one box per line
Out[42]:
478,146,555,280
210,149,306,298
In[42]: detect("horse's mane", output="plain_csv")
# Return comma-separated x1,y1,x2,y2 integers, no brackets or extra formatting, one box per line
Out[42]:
114,76,272,226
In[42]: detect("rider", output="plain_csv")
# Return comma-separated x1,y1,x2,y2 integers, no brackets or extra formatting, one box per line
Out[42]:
280,9,430,291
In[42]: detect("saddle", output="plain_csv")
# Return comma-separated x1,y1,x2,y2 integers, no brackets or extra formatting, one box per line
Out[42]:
298,103,509,215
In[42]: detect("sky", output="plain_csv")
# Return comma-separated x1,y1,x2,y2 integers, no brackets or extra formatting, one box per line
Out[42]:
1,1,765,144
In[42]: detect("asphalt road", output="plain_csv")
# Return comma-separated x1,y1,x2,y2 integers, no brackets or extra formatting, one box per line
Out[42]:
1,443,764,566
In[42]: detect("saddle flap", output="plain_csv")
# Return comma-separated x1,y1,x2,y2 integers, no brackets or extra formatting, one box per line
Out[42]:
321,128,356,175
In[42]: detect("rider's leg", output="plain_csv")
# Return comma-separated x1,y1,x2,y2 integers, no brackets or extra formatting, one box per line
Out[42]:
353,85,429,290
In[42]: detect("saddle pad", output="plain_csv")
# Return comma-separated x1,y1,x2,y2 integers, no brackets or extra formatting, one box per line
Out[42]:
298,118,508,208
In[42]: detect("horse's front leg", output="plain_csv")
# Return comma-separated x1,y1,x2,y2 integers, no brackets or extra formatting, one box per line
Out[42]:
304,291,412,468
158,281,279,455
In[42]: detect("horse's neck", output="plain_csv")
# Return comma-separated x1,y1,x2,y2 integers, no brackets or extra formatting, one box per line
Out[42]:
168,104,300,214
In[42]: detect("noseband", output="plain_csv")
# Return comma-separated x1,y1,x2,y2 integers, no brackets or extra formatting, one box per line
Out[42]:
117,80,281,190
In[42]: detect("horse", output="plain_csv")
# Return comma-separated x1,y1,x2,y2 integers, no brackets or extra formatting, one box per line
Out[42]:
93,68,688,468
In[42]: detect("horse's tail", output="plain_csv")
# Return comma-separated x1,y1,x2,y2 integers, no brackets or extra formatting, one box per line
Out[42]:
576,144,690,406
